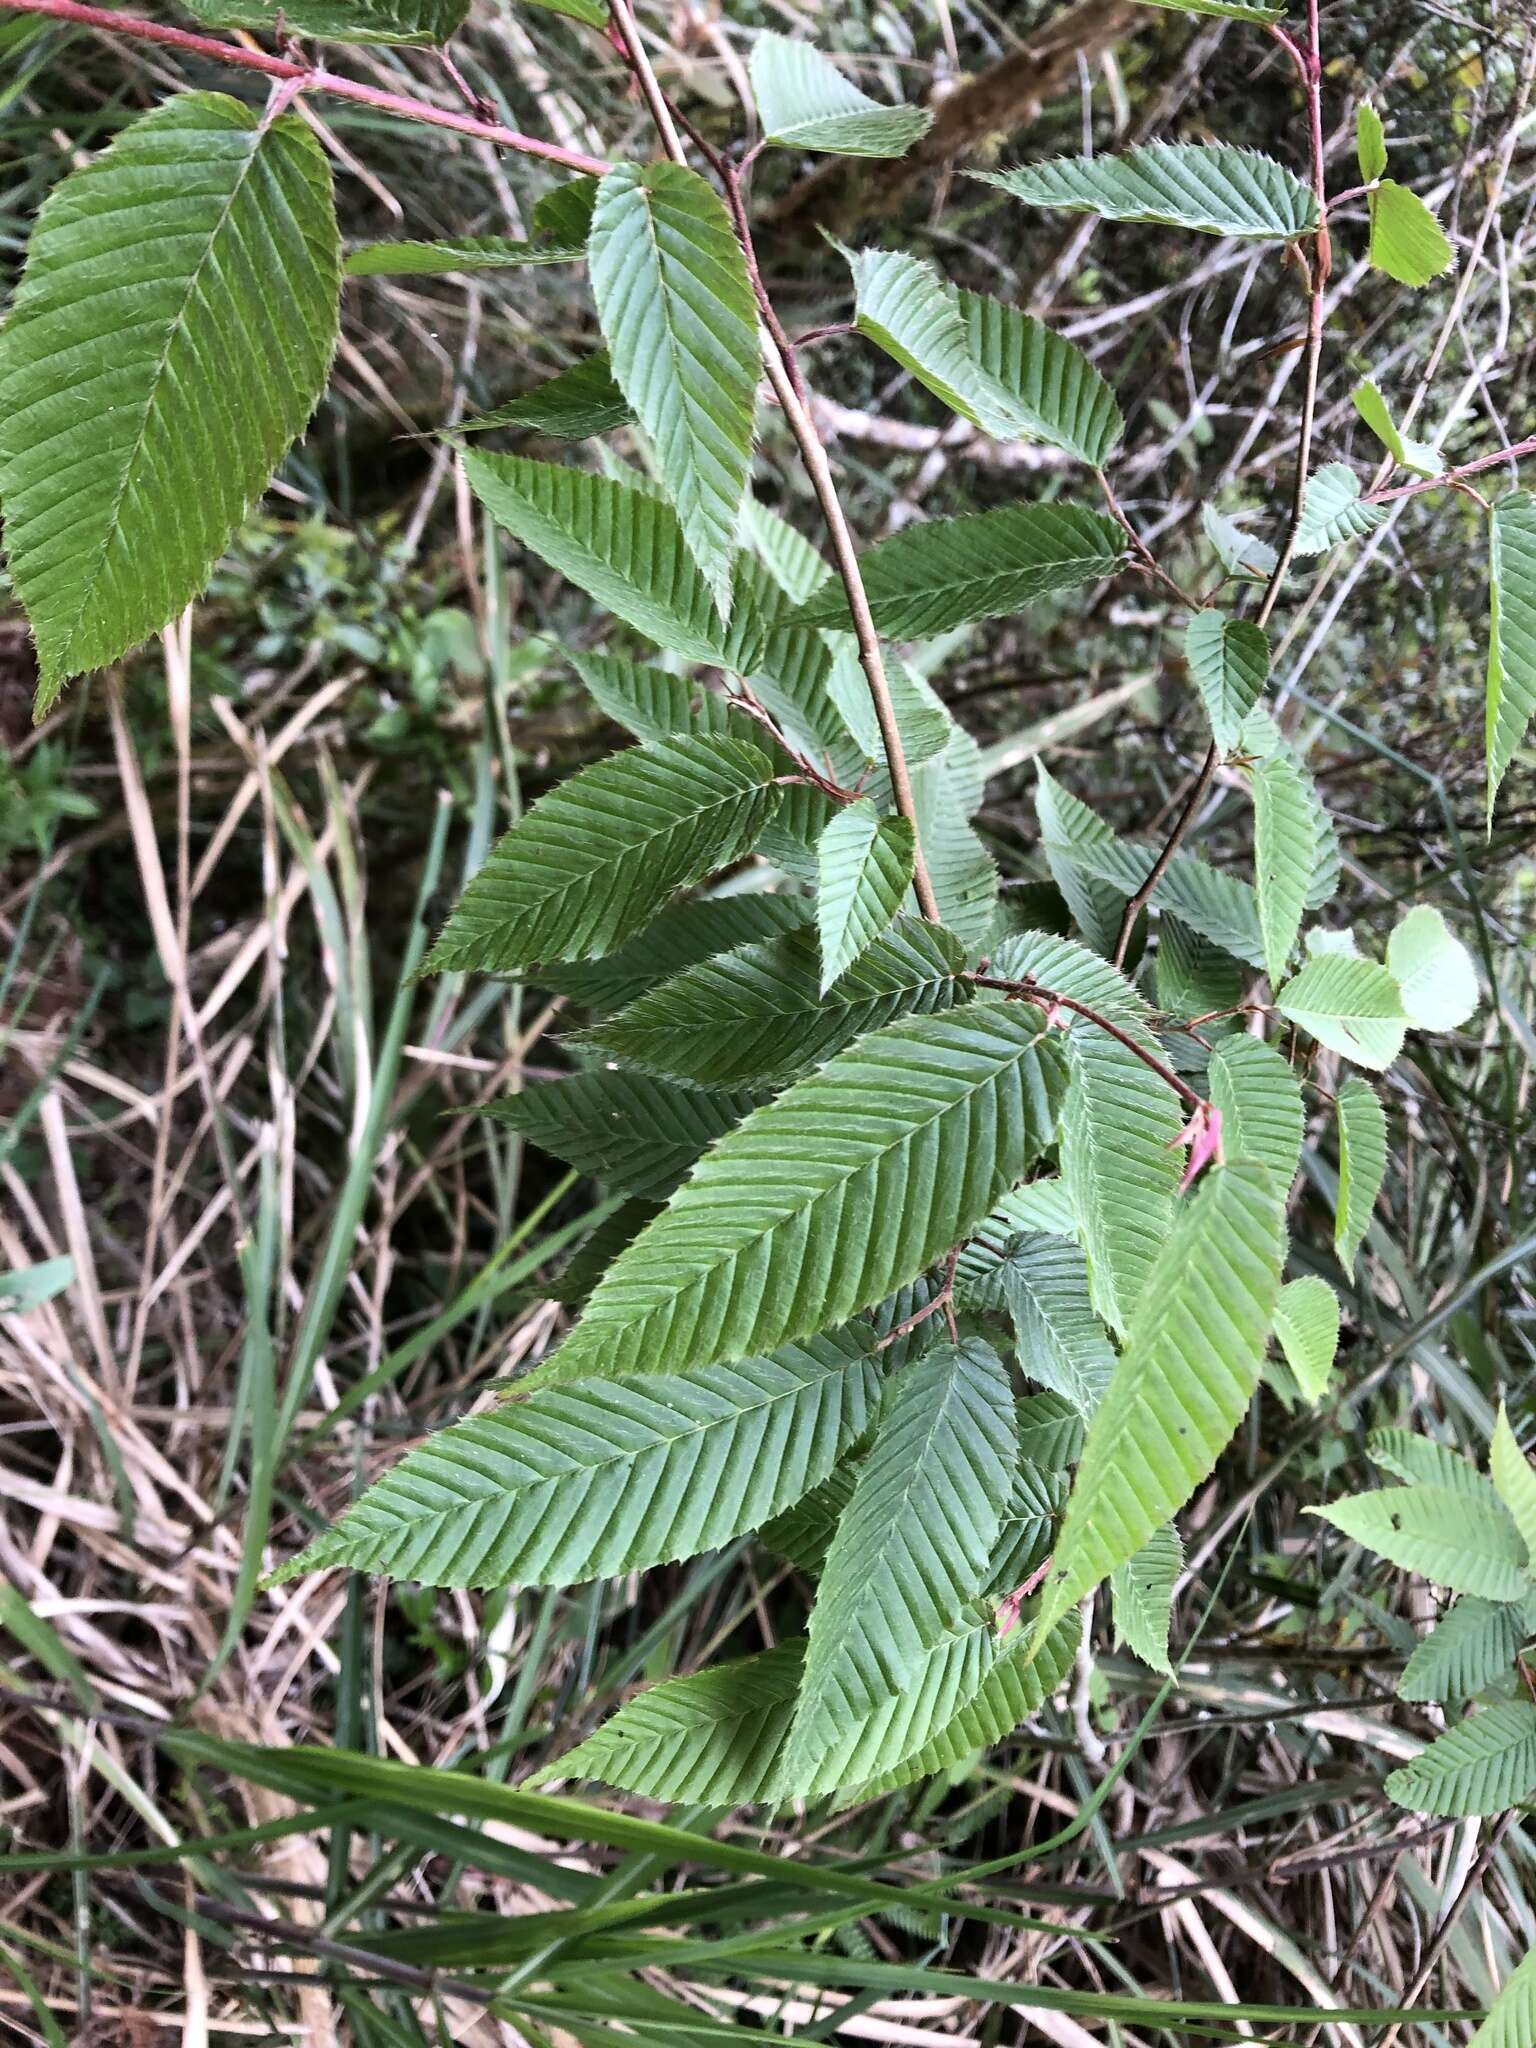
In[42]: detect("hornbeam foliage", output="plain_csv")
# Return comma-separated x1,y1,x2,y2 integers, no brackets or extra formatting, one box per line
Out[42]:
4,0,1522,1837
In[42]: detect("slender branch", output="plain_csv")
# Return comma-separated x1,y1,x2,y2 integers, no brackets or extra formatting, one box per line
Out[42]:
1366,432,1536,504
605,0,687,165
1111,741,1219,969
971,973,1207,1110
0,0,612,174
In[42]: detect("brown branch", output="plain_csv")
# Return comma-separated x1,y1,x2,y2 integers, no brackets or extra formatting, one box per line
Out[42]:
1111,741,1219,969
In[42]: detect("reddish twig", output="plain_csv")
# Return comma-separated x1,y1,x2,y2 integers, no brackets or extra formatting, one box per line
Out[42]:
970,971,1208,1112
1365,432,1536,504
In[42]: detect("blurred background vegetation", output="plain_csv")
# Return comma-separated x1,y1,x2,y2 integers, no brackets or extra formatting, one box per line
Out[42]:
1,0,1534,2039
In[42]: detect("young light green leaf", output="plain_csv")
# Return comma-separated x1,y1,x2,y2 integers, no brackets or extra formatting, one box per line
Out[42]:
1294,463,1387,555
589,917,968,1090
1334,1076,1387,1269
1001,1233,1118,1416
1129,0,1283,18
275,1328,880,1590
0,94,340,714
1351,378,1438,475
1031,1162,1285,1650
1384,1702,1536,1817
909,742,1000,944
953,288,1123,467
589,162,759,616
814,801,917,991
1399,1598,1528,1705
483,1071,756,1200
1253,749,1312,986
978,142,1319,240
1466,1945,1536,2048
1486,492,1536,819
1272,1275,1340,1402
1490,1404,1536,1564
346,234,583,276
534,1000,1064,1385
1369,180,1453,286
1208,1036,1304,1194
1386,905,1478,1030
460,354,633,439
422,736,782,976
1367,1429,1500,1499
793,504,1125,637
1356,101,1388,183
183,0,467,43
1276,953,1408,1070
1110,1524,1182,1676
741,497,831,607
785,1338,1016,1793
1184,611,1269,751
1202,503,1278,582
542,1641,804,1804
750,33,932,158
1310,1486,1529,1600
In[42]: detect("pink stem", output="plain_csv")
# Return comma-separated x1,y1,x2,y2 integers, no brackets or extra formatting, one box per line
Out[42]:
1366,433,1536,504
0,0,612,175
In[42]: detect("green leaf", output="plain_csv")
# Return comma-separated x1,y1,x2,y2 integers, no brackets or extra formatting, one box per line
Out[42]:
532,1001,1065,1385
1016,1388,1086,1469
182,0,467,43
460,354,633,440
1253,749,1312,985
1386,905,1478,1031
952,288,1123,467
1350,378,1438,475
785,1339,1016,1793
568,650,754,745
538,893,809,1011
1272,1275,1339,1402
483,1071,756,1200
978,142,1318,240
750,33,932,158
909,742,999,945
1400,1598,1527,1705
1367,1429,1494,1497
1208,1036,1303,1194
1131,0,1283,16
273,1328,881,1590
794,504,1125,637
1384,1702,1536,1816
1060,1025,1185,1337
986,1454,1066,1594
760,1463,860,1574
1034,767,1127,955
545,1201,657,1308
815,801,916,990
1184,612,1269,752
544,1642,804,1804
346,235,583,276
1294,463,1387,555
823,641,954,773
990,929,1153,1027
1369,180,1453,286
1275,953,1407,1070
843,248,1024,439
1110,1524,1182,1676
1486,492,1536,818
741,497,831,607
1356,102,1388,184
1031,1162,1285,1650
1467,1945,1536,2048
1202,503,1277,582
1310,1486,1530,1600
589,163,759,615
1490,1404,1536,1564
1001,1232,1118,1416
533,177,601,244
955,1181,1079,1305
588,917,968,1090
1156,917,1242,1020
0,94,340,714
1334,1076,1386,1269
422,737,782,976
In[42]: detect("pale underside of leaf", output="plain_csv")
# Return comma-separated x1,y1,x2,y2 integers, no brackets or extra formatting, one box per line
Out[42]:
182,0,467,44
1276,953,1408,1070
1311,1485,1529,1601
1384,1702,1536,1817
1294,463,1387,555
1486,492,1536,818
978,142,1319,240
750,33,932,158
1110,1523,1182,1676
1208,1035,1304,1195
1465,1942,1536,2048
1272,1275,1340,1403
1334,1076,1387,1269
1398,1597,1527,1704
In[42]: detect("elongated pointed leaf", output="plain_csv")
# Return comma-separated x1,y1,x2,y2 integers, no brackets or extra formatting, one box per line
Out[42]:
0,94,340,713
1400,1598,1527,1705
1208,1036,1303,1194
741,497,831,606
953,289,1123,466
483,1070,756,1199
988,928,1153,1027
844,248,1023,437
461,354,633,439
1334,1076,1386,1269
1032,1162,1285,1650
568,650,754,745
1272,1275,1339,1402
760,1462,860,1574
1156,916,1242,1019
785,1339,1016,1792
539,893,809,1011
1253,749,1312,985
750,34,932,158
1311,1486,1529,1600
1487,493,1536,817
1387,905,1478,1030
815,800,915,990
184,0,467,43
1356,102,1388,183
978,143,1318,240
274,1328,880,1590
1185,612,1269,751
1369,180,1453,285
1111,1524,1181,1676
589,163,759,613
346,235,582,276
823,641,954,772
532,1000,1065,1385
1002,1233,1117,1416
1294,463,1386,554
986,1455,1066,1595
1351,378,1438,475
1277,953,1407,1069
543,1642,805,1804
1060,1026,1184,1337
423,736,782,976
588,918,968,1090
1131,0,1282,18
955,1180,1079,1305
1367,1429,1500,1499
1384,1702,1536,1816
910,742,999,944
794,504,1125,637
1467,1944,1536,2048
1491,1404,1536,1563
